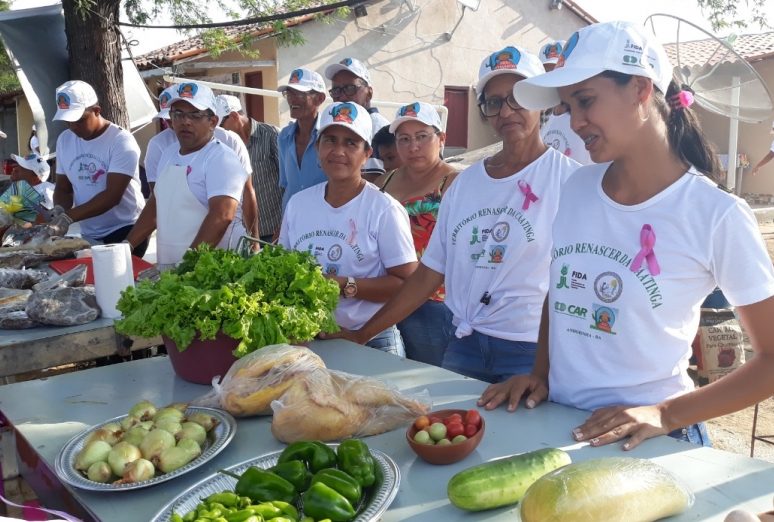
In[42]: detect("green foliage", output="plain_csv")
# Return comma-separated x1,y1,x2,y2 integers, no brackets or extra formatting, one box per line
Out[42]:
115,245,340,358
696,0,770,32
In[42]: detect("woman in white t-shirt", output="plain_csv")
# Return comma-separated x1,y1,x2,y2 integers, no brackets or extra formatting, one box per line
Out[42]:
279,102,417,356
480,21,774,449
321,47,579,381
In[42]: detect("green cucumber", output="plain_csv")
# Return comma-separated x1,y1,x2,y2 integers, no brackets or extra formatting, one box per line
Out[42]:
447,447,571,511
519,457,693,522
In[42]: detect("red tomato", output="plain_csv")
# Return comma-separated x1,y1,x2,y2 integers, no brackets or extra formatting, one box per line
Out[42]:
445,413,463,426
428,416,442,426
446,422,465,439
414,415,430,430
465,409,482,428
464,423,478,437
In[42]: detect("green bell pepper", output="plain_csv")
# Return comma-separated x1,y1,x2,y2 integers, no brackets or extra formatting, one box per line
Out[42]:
301,482,356,522
277,441,337,473
336,439,375,488
311,468,362,507
269,460,312,492
219,467,296,504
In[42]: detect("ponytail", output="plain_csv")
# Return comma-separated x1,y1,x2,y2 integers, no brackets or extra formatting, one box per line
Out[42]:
655,80,722,181
600,72,722,183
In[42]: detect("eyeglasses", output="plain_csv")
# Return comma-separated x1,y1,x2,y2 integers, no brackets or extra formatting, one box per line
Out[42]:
396,132,439,148
328,84,365,98
478,94,524,118
169,109,212,122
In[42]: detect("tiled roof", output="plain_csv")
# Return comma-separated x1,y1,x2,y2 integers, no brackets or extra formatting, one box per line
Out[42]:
664,31,774,67
133,10,325,71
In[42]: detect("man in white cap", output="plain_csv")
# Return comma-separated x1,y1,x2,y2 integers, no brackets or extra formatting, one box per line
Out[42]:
537,41,592,166
143,86,258,239
8,152,54,209
277,67,327,213
125,82,249,268
324,58,390,181
219,94,282,243
51,80,148,255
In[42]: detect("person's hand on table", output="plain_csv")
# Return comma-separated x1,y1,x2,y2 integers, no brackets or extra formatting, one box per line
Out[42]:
317,327,368,345
571,404,670,451
44,211,73,237
477,374,548,412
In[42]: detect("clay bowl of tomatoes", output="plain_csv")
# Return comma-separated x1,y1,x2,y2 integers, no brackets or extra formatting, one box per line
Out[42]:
406,408,485,465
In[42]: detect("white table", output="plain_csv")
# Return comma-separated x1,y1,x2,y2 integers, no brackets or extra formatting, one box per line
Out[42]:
0,340,773,521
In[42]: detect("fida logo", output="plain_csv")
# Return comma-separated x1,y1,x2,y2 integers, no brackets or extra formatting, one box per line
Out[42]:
554,301,588,319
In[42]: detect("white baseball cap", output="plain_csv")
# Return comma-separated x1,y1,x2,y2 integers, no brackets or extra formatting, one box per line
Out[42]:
514,21,673,110
324,57,372,85
318,102,373,144
218,94,242,114
389,101,442,134
155,85,177,119
476,46,545,94
167,82,218,114
539,40,566,65
11,152,50,181
278,68,326,94
53,80,99,122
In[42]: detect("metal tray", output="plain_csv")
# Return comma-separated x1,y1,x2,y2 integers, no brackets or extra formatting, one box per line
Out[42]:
150,444,400,522
54,406,236,492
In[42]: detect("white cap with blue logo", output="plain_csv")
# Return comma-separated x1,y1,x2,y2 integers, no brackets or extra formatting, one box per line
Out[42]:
11,152,50,181
389,101,441,134
53,80,99,122
155,85,177,119
278,68,326,94
324,58,372,85
476,46,545,94
539,41,566,65
514,21,673,111
167,82,218,114
318,102,373,144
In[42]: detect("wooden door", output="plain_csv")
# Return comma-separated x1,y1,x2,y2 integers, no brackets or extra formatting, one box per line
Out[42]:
444,86,469,148
245,71,265,122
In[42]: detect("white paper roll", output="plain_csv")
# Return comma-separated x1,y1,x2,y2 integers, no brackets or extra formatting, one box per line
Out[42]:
91,243,135,319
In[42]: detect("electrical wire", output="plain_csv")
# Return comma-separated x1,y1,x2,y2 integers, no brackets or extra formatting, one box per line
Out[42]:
117,0,362,30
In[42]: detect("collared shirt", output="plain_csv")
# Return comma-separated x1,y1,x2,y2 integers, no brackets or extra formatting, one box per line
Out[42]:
246,119,283,237
278,117,326,211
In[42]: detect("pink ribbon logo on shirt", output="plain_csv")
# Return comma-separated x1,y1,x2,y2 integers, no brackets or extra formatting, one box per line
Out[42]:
347,218,357,246
518,180,538,210
630,224,661,276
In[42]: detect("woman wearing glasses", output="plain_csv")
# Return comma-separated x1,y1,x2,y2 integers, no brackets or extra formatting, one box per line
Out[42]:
126,82,248,268
322,47,579,382
376,101,458,367
280,102,417,356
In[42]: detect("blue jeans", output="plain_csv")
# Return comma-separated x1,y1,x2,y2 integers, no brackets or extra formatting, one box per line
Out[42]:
365,325,406,357
398,300,453,367
668,422,712,447
442,330,537,383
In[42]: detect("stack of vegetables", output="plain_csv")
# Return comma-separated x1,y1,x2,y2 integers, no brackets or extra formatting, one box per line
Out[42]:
175,439,377,522
115,246,340,358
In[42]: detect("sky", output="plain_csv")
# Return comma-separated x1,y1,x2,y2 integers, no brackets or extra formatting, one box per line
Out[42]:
10,0,774,55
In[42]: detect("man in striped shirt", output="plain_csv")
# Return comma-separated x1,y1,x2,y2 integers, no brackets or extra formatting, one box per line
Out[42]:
219,95,282,242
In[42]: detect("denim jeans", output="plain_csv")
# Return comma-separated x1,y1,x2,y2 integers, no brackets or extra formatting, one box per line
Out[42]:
398,300,453,367
365,325,406,357
442,330,537,383
668,422,712,447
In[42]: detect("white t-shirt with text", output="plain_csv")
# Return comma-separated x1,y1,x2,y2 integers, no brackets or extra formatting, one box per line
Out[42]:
422,148,579,341
541,112,592,166
548,163,774,411
55,123,145,238
279,182,417,330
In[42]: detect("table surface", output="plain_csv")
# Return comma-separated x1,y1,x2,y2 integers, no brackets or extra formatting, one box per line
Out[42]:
1,340,773,521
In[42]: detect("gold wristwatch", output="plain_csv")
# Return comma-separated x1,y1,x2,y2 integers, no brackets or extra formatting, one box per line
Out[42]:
343,276,358,298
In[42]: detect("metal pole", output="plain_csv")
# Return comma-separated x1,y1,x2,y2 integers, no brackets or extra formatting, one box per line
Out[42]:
727,76,740,193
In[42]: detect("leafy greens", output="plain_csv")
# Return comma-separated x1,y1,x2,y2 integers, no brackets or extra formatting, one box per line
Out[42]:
115,245,340,357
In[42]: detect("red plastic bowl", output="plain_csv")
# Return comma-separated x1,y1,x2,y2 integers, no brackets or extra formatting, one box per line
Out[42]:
406,409,485,465
163,332,239,384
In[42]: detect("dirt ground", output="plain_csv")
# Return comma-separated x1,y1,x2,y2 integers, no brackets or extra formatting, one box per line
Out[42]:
706,218,774,462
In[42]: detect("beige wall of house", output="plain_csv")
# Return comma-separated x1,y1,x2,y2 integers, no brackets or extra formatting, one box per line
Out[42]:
275,0,585,148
